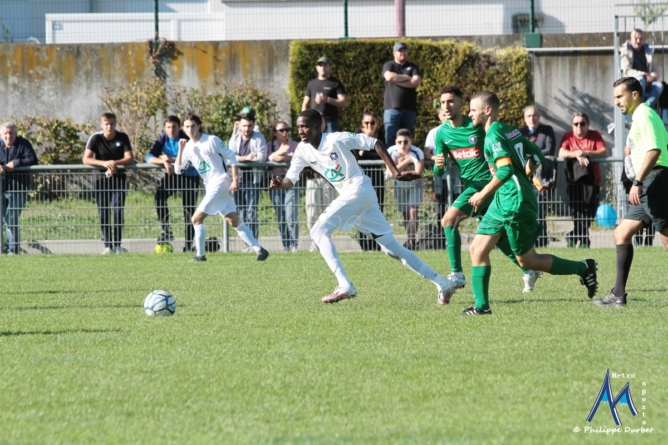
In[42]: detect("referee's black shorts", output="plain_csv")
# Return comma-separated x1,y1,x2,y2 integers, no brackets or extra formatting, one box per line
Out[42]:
625,167,668,231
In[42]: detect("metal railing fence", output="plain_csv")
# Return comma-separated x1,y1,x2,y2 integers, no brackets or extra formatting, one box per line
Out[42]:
0,1,653,44
0,159,642,256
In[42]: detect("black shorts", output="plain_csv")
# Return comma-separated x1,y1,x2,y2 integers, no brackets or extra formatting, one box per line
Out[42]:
625,167,668,231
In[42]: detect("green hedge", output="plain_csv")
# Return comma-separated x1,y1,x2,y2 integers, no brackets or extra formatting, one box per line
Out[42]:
289,39,532,147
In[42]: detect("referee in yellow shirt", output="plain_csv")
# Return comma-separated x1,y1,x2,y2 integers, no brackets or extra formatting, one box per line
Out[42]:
599,77,668,306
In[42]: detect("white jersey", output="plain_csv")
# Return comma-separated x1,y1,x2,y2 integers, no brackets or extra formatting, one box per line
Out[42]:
387,144,424,188
425,127,438,152
286,132,377,194
175,133,237,187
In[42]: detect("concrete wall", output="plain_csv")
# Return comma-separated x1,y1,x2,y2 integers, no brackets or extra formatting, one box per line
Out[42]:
0,35,627,155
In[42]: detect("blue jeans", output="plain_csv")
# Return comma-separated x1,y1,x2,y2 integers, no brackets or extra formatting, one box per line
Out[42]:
3,190,28,254
325,121,339,133
636,76,664,109
270,187,300,248
235,175,260,240
384,108,417,147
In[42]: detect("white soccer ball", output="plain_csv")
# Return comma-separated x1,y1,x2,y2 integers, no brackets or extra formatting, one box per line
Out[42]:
144,290,177,316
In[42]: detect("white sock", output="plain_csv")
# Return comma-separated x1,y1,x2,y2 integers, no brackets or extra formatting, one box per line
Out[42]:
194,224,206,257
376,234,443,288
235,223,261,252
313,229,351,289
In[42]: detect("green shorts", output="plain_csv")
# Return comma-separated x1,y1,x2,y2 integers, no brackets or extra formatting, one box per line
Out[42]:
452,181,493,218
476,204,542,256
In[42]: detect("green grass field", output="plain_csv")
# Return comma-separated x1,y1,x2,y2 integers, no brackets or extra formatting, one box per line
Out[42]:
0,249,665,444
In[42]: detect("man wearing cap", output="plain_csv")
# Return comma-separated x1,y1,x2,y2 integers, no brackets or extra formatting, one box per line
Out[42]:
383,41,422,148
302,57,349,133
228,107,267,243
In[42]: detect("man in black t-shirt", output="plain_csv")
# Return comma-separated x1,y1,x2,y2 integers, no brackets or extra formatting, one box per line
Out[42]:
83,113,135,254
302,57,349,133
382,41,422,147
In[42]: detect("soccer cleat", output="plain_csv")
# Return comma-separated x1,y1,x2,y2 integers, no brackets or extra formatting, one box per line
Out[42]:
436,278,456,306
101,247,112,255
593,290,627,307
461,306,492,316
256,247,269,261
522,270,543,293
114,246,123,254
447,272,467,289
579,259,598,298
309,241,319,252
189,255,207,262
322,285,358,303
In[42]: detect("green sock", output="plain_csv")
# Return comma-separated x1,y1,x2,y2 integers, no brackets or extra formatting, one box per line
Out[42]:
549,255,587,276
444,226,462,273
496,235,527,273
471,265,491,310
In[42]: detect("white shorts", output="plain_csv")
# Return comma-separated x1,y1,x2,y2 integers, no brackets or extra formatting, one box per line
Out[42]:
313,176,393,237
197,176,237,216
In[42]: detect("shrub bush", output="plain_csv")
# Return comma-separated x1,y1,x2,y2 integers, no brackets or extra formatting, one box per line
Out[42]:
289,39,531,147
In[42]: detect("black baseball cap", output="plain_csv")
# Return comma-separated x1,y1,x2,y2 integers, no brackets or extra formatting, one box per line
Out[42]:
393,41,407,52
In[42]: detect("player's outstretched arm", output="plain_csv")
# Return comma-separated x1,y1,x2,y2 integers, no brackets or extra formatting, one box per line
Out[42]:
374,141,422,182
269,176,294,190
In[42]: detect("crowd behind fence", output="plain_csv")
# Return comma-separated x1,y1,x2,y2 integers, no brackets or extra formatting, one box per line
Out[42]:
0,1,657,44
0,159,641,256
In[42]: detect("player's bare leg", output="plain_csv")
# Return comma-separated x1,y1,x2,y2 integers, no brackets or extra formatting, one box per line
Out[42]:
224,212,268,261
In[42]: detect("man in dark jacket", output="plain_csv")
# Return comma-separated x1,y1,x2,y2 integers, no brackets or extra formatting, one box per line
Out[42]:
0,121,39,254
146,115,198,251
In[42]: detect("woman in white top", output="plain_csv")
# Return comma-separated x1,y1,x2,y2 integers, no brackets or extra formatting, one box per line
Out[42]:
268,121,300,252
175,114,268,262
387,128,425,250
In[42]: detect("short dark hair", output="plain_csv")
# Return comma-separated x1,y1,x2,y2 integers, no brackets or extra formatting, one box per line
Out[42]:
613,77,644,96
183,113,203,128
396,128,412,139
164,115,181,126
298,108,323,127
439,85,463,99
101,112,116,122
472,91,499,110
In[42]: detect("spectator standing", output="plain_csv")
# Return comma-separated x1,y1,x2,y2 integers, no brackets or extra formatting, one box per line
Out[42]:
519,105,557,247
355,107,386,251
146,116,199,252
302,57,349,133
382,41,422,147
620,28,663,109
267,121,299,252
228,107,267,245
559,112,608,248
387,129,425,250
83,113,135,254
0,122,38,254
595,77,668,307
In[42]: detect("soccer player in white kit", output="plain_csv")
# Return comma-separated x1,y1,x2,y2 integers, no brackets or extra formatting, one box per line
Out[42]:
270,109,456,304
175,114,269,262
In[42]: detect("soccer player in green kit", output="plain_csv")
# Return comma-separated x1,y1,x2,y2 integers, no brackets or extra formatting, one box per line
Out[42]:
433,86,541,298
463,91,598,315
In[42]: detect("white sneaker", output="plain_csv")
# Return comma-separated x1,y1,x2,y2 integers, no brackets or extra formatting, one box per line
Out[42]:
322,285,358,303
101,247,112,255
291,246,298,253
447,272,467,289
114,246,123,254
309,241,319,252
522,270,543,293
436,277,456,306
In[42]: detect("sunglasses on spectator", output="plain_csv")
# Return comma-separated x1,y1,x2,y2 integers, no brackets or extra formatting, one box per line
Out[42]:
573,121,588,127
363,120,377,126
275,128,290,133
397,140,410,145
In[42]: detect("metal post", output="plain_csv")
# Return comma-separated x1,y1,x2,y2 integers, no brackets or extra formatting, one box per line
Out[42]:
154,0,159,42
222,219,229,253
395,0,405,37
343,0,349,39
529,0,535,33
0,176,4,255
613,16,625,220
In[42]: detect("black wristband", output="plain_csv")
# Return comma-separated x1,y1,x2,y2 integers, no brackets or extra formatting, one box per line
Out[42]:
632,179,643,187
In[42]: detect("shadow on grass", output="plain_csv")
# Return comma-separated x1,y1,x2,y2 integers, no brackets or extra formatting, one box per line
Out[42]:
493,298,575,304
0,328,124,337
3,289,145,295
5,303,140,310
